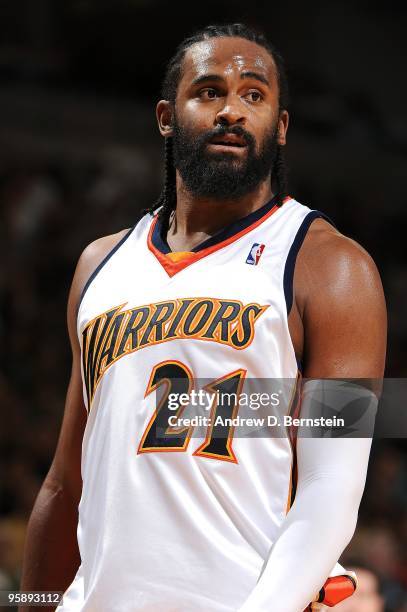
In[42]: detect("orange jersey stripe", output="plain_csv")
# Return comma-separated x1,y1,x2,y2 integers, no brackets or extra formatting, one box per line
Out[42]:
165,251,194,263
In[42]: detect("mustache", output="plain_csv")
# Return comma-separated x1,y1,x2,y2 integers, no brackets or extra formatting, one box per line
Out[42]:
200,124,256,148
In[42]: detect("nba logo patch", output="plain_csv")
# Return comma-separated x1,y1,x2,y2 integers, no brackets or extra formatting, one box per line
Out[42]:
246,243,265,265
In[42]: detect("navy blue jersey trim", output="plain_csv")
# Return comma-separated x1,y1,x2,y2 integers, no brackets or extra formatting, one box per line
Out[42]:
76,225,135,317
152,195,280,255
284,210,335,315
152,216,172,254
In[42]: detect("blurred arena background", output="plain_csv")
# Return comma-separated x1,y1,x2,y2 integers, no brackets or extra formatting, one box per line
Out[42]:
0,1,406,610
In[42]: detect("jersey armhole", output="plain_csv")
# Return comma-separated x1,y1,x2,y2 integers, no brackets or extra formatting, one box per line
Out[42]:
76,225,135,318
283,210,336,315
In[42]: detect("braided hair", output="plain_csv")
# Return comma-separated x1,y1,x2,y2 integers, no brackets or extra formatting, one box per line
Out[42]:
143,23,290,232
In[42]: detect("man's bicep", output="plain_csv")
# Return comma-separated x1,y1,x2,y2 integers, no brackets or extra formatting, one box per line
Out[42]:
44,258,88,504
301,234,387,379
46,356,87,505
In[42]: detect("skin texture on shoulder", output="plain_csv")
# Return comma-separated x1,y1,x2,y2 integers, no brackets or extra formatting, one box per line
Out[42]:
288,217,387,379
72,228,132,313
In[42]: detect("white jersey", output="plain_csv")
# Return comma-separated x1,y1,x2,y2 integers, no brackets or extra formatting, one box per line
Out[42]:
58,196,328,612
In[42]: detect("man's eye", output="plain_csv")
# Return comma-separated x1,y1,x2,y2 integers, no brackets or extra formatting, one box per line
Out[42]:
246,91,263,102
199,88,218,99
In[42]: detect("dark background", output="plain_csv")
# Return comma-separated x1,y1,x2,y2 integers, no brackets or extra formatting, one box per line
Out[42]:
0,1,406,610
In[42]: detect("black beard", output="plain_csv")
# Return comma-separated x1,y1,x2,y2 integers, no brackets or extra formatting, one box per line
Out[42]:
172,118,279,200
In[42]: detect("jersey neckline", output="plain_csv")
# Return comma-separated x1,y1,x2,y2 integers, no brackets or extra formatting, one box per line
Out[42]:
147,195,291,277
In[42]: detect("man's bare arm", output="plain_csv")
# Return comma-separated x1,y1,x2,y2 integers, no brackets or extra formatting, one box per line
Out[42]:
299,219,387,379
19,229,130,611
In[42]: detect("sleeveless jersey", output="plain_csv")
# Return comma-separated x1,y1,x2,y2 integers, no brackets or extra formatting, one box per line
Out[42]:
58,197,328,612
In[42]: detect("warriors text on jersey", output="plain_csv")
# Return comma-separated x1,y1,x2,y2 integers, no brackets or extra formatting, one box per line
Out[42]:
58,196,330,612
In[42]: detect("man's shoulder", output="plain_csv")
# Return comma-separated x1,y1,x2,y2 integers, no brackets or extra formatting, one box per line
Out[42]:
302,217,378,278
291,214,386,378
294,216,384,312
79,228,132,268
69,228,133,315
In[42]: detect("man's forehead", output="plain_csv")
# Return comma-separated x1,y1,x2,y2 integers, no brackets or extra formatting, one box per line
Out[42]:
182,37,277,81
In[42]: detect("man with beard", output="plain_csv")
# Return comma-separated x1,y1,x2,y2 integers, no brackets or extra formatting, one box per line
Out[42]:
20,24,386,612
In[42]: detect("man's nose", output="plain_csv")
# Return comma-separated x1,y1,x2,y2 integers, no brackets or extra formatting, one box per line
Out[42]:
215,95,246,126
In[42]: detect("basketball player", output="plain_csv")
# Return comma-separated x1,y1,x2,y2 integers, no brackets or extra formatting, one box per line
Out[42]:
19,24,387,611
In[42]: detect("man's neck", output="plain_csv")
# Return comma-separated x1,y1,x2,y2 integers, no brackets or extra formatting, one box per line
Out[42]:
166,174,274,252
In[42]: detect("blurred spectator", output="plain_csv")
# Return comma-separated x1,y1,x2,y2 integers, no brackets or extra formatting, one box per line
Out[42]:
335,565,384,612
342,529,407,611
0,517,26,590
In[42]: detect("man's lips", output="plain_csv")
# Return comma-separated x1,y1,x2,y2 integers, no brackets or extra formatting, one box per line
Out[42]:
208,133,248,148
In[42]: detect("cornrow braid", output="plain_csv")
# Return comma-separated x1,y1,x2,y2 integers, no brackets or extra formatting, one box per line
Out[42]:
160,137,177,229
140,136,176,228
274,145,288,207
143,23,290,228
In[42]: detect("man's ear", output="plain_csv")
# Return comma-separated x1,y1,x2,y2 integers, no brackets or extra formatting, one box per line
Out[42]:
277,110,289,146
156,100,174,137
